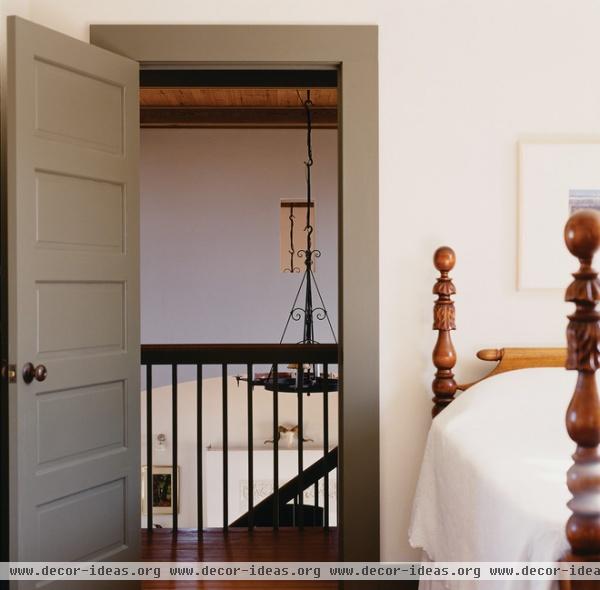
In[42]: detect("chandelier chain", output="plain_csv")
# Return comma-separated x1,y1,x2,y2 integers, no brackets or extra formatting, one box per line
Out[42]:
304,90,314,257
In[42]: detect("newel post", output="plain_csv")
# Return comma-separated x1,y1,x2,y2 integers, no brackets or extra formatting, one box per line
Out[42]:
432,246,457,417
562,210,600,582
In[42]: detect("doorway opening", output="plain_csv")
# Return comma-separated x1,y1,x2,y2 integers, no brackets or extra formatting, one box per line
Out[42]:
138,68,340,570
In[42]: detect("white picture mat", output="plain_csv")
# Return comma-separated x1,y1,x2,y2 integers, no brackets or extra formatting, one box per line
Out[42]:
518,141,600,289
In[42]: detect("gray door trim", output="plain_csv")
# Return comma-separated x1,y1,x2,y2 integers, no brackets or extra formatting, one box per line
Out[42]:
90,24,380,564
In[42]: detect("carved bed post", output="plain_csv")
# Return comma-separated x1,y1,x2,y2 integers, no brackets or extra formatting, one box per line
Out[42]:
562,210,600,585
432,247,457,417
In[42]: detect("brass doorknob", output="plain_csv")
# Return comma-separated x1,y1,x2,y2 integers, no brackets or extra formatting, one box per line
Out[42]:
22,362,47,384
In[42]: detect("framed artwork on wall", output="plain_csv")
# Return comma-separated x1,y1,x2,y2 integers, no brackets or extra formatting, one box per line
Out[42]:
141,465,180,515
518,139,600,289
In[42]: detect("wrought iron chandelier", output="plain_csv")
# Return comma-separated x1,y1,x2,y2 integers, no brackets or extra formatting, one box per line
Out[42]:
240,90,338,394
278,90,336,347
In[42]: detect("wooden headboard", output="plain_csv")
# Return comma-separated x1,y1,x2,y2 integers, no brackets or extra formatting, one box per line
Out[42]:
430,209,600,583
431,247,566,413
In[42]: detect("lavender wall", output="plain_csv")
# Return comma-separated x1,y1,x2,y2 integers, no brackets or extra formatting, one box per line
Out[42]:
140,128,338,383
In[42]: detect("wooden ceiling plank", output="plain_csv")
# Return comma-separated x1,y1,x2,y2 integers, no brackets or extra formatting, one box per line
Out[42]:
139,87,338,109
140,106,338,129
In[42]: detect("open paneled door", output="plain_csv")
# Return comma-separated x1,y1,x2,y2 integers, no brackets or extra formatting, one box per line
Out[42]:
6,15,140,584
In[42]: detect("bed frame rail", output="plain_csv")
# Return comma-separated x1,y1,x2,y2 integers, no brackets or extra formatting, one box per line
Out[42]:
457,347,566,391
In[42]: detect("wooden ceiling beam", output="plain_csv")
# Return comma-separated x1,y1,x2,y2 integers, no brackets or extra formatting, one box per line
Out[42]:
140,69,338,88
140,107,338,129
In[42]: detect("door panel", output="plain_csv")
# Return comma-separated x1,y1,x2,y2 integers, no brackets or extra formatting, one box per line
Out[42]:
6,15,140,585
35,171,125,252
33,59,124,154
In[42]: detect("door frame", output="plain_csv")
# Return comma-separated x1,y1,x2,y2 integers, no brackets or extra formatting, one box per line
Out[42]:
0,25,8,570
90,24,379,564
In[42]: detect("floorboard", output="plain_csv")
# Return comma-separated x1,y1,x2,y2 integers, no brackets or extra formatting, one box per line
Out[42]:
141,528,339,589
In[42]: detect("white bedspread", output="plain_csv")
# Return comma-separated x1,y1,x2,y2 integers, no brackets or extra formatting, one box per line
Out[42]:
409,367,577,590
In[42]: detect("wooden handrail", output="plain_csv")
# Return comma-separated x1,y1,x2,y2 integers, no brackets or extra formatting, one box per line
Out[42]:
141,343,339,365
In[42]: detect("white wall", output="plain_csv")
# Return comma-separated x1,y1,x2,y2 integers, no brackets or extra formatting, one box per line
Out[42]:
8,0,600,560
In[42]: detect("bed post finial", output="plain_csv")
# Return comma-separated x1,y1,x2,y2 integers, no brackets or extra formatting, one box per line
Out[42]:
432,246,457,417
563,209,600,574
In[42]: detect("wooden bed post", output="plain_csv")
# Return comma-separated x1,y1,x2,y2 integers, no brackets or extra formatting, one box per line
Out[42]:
432,246,457,417
562,210,600,584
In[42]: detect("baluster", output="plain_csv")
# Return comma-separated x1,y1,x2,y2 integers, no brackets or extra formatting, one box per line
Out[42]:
323,363,329,529
172,364,178,532
273,364,279,529
293,496,298,527
247,363,254,530
297,360,304,529
562,210,600,579
197,364,203,531
146,364,153,531
222,364,228,530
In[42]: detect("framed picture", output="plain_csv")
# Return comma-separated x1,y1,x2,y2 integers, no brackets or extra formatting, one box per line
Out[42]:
518,139,600,289
141,465,180,515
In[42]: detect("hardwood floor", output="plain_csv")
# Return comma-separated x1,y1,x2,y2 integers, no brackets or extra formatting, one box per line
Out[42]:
141,528,339,589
